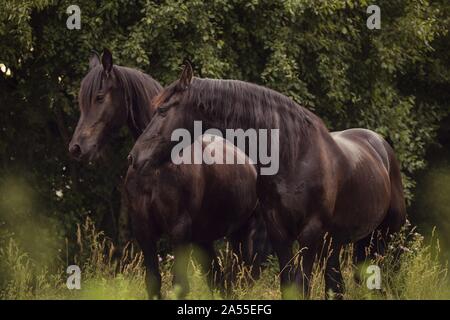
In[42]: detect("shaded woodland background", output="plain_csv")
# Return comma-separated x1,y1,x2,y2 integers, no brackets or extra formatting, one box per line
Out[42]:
1,0,450,288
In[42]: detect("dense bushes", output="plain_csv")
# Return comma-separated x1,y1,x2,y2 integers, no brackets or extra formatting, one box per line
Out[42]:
1,0,449,259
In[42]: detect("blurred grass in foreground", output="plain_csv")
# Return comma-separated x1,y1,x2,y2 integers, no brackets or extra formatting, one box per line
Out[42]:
0,217,448,300
413,157,450,262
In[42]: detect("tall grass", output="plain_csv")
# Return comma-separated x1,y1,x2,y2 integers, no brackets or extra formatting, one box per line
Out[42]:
0,217,448,300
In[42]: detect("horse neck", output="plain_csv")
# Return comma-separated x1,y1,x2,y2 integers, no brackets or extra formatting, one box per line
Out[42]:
200,102,323,166
120,69,161,140
127,119,144,140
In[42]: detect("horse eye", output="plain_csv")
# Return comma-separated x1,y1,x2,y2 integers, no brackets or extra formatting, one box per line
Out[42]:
96,94,105,103
157,107,168,115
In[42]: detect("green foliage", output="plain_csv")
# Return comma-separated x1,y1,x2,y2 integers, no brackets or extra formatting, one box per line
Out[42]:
413,154,450,261
0,219,448,299
1,0,450,276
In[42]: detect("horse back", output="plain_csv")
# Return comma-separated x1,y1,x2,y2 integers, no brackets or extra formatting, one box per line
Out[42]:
331,129,390,172
329,129,395,241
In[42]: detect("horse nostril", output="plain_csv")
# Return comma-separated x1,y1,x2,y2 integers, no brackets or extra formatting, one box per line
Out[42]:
69,144,82,158
127,154,134,167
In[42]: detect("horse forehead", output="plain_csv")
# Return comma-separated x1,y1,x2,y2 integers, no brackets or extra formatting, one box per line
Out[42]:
102,75,116,91
153,89,175,108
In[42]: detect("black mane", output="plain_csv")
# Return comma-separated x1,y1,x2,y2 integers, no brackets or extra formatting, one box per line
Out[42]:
80,65,162,134
154,77,322,162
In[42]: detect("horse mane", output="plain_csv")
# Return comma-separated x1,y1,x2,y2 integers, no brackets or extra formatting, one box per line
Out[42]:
80,65,163,135
154,77,321,162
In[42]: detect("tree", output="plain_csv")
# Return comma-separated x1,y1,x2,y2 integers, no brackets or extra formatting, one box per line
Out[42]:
1,1,449,261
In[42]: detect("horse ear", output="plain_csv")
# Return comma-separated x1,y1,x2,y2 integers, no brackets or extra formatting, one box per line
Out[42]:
102,48,113,73
179,60,193,89
89,51,100,70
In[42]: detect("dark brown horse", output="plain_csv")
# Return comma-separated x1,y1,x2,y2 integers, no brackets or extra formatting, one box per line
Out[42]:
126,134,261,298
68,49,162,247
129,62,407,299
69,50,162,160
69,50,269,298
